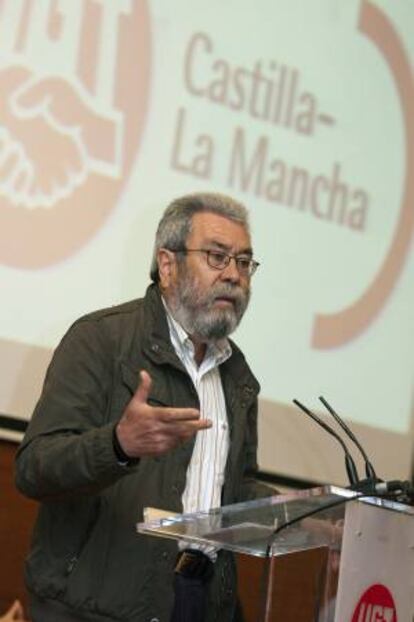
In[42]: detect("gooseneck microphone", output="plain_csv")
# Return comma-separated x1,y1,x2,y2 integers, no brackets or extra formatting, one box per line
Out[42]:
318,396,377,481
293,397,414,503
292,398,359,486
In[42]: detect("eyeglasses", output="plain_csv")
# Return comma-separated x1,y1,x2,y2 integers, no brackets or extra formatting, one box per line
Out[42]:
172,248,260,276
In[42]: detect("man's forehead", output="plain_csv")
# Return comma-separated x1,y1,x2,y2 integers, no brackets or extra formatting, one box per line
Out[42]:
188,211,251,248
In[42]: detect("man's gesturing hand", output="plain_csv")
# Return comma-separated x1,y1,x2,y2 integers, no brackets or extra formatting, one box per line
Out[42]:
115,370,211,458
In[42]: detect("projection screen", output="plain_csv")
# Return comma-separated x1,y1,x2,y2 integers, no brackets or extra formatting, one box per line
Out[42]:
0,0,413,486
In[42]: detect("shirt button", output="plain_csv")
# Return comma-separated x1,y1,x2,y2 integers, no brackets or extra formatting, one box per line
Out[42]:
151,343,160,352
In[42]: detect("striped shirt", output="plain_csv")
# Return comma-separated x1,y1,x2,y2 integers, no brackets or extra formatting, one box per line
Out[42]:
163,302,231,516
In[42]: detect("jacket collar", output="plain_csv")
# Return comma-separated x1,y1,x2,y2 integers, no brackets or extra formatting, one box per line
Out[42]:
140,283,260,395
141,283,186,370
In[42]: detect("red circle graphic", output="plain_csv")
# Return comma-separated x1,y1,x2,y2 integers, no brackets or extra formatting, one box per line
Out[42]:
351,584,397,622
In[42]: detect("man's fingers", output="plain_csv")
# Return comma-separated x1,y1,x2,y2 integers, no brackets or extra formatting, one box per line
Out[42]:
131,377,205,424
133,370,152,404
176,419,212,437
174,417,212,432
157,407,201,423
158,409,212,434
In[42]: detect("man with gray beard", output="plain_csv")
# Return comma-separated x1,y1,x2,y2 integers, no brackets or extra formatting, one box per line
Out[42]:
16,193,270,622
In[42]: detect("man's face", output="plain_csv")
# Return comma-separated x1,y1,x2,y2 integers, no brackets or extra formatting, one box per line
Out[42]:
164,212,253,342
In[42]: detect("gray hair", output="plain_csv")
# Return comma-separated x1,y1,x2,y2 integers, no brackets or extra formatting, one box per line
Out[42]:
150,192,250,282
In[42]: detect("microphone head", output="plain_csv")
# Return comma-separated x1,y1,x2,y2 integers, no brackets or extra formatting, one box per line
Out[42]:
319,396,377,481
292,398,360,486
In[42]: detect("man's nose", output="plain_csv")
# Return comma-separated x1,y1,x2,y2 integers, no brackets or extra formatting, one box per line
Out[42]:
220,257,241,282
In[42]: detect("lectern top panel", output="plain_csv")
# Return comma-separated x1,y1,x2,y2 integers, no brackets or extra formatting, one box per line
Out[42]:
137,485,358,557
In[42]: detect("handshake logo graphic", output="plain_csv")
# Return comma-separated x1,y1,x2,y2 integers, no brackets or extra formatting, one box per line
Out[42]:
0,66,123,209
0,0,150,267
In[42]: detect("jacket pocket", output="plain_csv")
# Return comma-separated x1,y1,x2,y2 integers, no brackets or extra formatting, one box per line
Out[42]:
64,496,111,610
24,497,102,601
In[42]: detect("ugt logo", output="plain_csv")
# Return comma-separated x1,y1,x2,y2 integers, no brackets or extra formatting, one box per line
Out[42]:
351,584,397,622
0,1,151,268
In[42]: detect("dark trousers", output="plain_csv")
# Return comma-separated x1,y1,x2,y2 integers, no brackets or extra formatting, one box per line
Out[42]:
169,549,214,622
169,573,209,622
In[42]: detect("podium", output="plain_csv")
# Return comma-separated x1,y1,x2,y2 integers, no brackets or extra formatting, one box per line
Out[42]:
137,486,414,621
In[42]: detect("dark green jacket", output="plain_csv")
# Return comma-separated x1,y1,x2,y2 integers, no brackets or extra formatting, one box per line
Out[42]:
16,285,265,622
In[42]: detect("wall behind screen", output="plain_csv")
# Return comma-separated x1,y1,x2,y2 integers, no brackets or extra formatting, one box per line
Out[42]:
0,0,413,484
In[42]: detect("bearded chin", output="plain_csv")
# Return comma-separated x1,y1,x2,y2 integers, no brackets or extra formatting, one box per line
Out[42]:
169,277,249,342
191,308,240,341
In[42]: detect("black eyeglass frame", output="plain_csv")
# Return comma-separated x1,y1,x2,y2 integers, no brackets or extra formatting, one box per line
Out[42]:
170,248,260,276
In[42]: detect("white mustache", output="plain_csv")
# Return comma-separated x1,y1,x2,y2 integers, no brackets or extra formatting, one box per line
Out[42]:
208,284,248,306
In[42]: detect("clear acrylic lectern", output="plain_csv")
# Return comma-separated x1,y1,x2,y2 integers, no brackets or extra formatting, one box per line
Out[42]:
137,485,414,621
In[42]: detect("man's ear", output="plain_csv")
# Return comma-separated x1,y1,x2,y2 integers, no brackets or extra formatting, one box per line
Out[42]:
157,249,177,289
